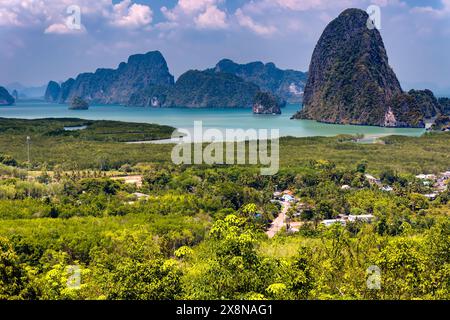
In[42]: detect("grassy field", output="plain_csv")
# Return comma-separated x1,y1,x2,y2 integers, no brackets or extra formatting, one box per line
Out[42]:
0,117,449,173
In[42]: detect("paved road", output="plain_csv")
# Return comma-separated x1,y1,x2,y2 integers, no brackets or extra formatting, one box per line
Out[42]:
266,201,290,238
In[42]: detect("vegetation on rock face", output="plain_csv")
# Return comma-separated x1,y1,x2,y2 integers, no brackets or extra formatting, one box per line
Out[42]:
46,51,174,105
0,86,15,106
407,89,442,118
127,85,171,108
129,71,262,108
212,59,307,103
388,92,426,128
253,92,283,114
163,70,261,108
69,97,89,110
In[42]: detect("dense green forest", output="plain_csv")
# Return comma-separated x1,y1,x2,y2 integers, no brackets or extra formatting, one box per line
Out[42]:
0,118,449,300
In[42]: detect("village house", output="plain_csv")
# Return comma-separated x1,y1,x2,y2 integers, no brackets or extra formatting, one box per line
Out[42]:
275,190,296,203
282,194,295,202
133,192,150,199
321,214,375,227
415,171,449,194
415,174,437,181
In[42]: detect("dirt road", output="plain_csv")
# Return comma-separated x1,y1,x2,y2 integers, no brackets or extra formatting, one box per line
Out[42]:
266,201,290,238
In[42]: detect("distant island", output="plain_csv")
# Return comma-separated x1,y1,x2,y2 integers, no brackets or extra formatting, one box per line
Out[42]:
209,59,306,103
69,97,89,110
44,51,306,110
292,8,449,128
0,86,15,106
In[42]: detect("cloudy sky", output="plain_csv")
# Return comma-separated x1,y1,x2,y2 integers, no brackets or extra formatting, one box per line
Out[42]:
1,0,450,94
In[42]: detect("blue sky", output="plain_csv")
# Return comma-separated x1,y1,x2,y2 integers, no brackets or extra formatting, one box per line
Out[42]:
1,0,450,94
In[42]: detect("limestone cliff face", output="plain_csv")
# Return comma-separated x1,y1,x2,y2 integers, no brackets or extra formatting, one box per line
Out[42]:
46,51,174,105
384,89,443,128
293,8,423,127
165,70,261,108
128,70,261,108
212,59,307,103
0,86,15,106
44,81,61,103
46,51,263,108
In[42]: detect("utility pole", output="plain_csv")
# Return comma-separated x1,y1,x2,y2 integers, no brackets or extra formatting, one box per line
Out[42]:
26,136,31,164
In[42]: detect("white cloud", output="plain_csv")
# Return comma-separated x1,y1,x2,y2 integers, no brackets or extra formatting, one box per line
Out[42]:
411,0,450,17
160,0,227,30
179,0,220,14
0,0,153,33
195,5,227,29
274,0,326,11
235,8,277,36
111,0,153,29
241,0,350,13
0,7,21,26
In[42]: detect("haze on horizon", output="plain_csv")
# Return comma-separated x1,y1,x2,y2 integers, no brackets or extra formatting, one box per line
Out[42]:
1,0,450,94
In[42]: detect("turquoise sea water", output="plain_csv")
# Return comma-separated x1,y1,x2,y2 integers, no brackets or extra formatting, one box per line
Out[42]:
1,100,424,139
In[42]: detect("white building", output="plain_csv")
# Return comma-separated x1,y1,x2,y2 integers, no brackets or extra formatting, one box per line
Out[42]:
321,219,346,227
282,194,295,203
348,214,374,223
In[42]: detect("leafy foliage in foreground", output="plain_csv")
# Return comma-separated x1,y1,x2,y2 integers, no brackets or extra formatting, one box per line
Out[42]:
0,157,448,300
0,118,449,300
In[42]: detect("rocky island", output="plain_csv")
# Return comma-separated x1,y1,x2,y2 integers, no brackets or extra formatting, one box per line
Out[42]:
0,86,15,106
69,96,89,110
293,8,442,128
46,51,174,105
253,92,283,115
44,81,61,103
46,51,301,109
